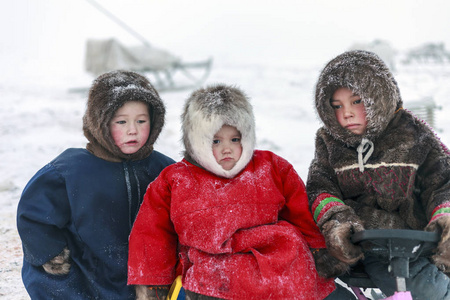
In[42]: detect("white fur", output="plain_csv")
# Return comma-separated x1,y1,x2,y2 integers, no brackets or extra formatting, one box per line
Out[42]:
183,85,256,178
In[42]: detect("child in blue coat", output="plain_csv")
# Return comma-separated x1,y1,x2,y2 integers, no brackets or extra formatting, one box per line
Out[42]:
17,70,175,299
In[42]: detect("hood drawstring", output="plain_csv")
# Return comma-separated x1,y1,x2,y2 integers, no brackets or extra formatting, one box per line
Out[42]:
357,138,374,172
123,162,141,230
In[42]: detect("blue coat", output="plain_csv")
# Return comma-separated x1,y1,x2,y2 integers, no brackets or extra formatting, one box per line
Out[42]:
17,148,175,299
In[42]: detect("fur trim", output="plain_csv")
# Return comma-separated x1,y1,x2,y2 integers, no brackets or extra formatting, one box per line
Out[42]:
315,50,402,147
42,247,71,275
83,70,165,162
181,84,256,178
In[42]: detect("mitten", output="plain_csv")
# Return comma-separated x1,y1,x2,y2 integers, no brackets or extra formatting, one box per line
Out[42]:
320,208,365,265
312,248,350,278
135,285,170,300
425,214,450,273
42,247,71,275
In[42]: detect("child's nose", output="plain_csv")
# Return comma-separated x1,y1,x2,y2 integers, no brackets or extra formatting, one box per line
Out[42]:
222,144,232,153
128,124,137,134
343,107,354,118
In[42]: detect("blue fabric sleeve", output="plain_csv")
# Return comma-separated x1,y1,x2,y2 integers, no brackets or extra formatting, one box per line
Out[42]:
17,163,71,266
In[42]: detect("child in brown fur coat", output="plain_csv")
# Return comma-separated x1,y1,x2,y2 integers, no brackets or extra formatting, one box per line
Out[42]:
307,50,450,299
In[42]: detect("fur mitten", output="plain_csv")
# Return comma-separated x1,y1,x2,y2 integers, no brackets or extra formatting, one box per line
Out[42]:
425,215,450,273
42,247,71,275
135,285,170,300
312,248,350,278
321,208,365,265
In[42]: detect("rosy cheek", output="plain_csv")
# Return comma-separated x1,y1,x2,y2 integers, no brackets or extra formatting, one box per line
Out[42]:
110,126,121,146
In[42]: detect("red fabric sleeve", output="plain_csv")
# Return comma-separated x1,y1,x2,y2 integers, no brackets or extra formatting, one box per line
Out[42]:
274,154,327,249
128,170,178,285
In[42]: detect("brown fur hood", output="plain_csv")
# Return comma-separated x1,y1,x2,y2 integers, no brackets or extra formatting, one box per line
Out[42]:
315,50,403,147
83,70,166,162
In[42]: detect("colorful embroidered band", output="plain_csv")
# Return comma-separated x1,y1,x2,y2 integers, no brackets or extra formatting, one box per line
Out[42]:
430,203,450,222
312,193,345,223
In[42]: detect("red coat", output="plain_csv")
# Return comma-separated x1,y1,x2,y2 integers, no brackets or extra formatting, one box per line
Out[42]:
128,150,335,299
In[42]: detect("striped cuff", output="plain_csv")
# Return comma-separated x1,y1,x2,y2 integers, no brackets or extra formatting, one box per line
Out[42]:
430,203,450,223
312,193,345,223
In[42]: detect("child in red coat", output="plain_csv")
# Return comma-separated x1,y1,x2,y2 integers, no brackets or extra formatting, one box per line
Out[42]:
128,84,354,299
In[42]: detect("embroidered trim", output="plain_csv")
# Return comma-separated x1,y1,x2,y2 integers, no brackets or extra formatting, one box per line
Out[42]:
147,286,170,290
430,203,450,221
312,194,345,223
335,162,419,173
312,249,321,255
430,213,450,223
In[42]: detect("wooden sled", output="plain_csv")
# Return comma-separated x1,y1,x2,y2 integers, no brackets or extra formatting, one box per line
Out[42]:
82,38,212,92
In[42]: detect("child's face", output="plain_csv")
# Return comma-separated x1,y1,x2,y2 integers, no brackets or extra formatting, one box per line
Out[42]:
330,87,367,135
212,125,243,171
109,101,151,154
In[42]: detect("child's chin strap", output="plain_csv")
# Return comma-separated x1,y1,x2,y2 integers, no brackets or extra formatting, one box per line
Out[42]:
357,138,374,172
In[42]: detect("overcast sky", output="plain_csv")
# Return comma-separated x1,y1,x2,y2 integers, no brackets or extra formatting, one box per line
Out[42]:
2,0,450,78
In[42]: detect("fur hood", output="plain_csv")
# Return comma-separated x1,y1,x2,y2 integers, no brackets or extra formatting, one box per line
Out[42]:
315,50,403,147
83,70,166,162
181,84,256,178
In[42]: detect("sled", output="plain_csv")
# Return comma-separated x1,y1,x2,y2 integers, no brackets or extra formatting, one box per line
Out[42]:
339,229,439,300
84,38,213,92
406,97,441,129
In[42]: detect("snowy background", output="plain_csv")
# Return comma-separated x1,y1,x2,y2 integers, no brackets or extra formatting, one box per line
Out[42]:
1,0,450,298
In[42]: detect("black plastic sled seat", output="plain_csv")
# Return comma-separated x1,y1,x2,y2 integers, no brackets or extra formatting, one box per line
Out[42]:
339,229,439,297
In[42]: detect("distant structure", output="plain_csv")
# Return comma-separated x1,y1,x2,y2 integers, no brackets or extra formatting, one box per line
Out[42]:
402,43,450,64
349,39,397,71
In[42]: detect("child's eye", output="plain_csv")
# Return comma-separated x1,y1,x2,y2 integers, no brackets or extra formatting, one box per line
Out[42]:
116,120,126,124
331,105,341,109
137,120,147,124
212,139,220,144
232,138,241,143
354,99,362,104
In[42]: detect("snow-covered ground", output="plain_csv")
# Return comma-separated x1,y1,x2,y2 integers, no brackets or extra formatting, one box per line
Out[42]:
1,58,449,299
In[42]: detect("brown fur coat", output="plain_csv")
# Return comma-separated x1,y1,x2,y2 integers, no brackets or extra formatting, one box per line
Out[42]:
307,50,450,232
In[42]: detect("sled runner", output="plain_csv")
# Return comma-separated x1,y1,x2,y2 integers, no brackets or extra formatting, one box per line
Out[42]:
339,229,439,300
71,0,213,93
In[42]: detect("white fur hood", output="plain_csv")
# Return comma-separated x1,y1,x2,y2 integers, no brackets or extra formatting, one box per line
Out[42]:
181,84,256,178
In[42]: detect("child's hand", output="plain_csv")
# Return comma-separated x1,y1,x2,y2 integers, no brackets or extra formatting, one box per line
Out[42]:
135,285,169,300
42,247,71,275
425,215,450,273
321,208,364,265
312,248,350,278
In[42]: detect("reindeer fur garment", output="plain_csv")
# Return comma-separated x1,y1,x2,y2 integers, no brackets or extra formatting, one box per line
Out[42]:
307,50,450,231
83,70,166,162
